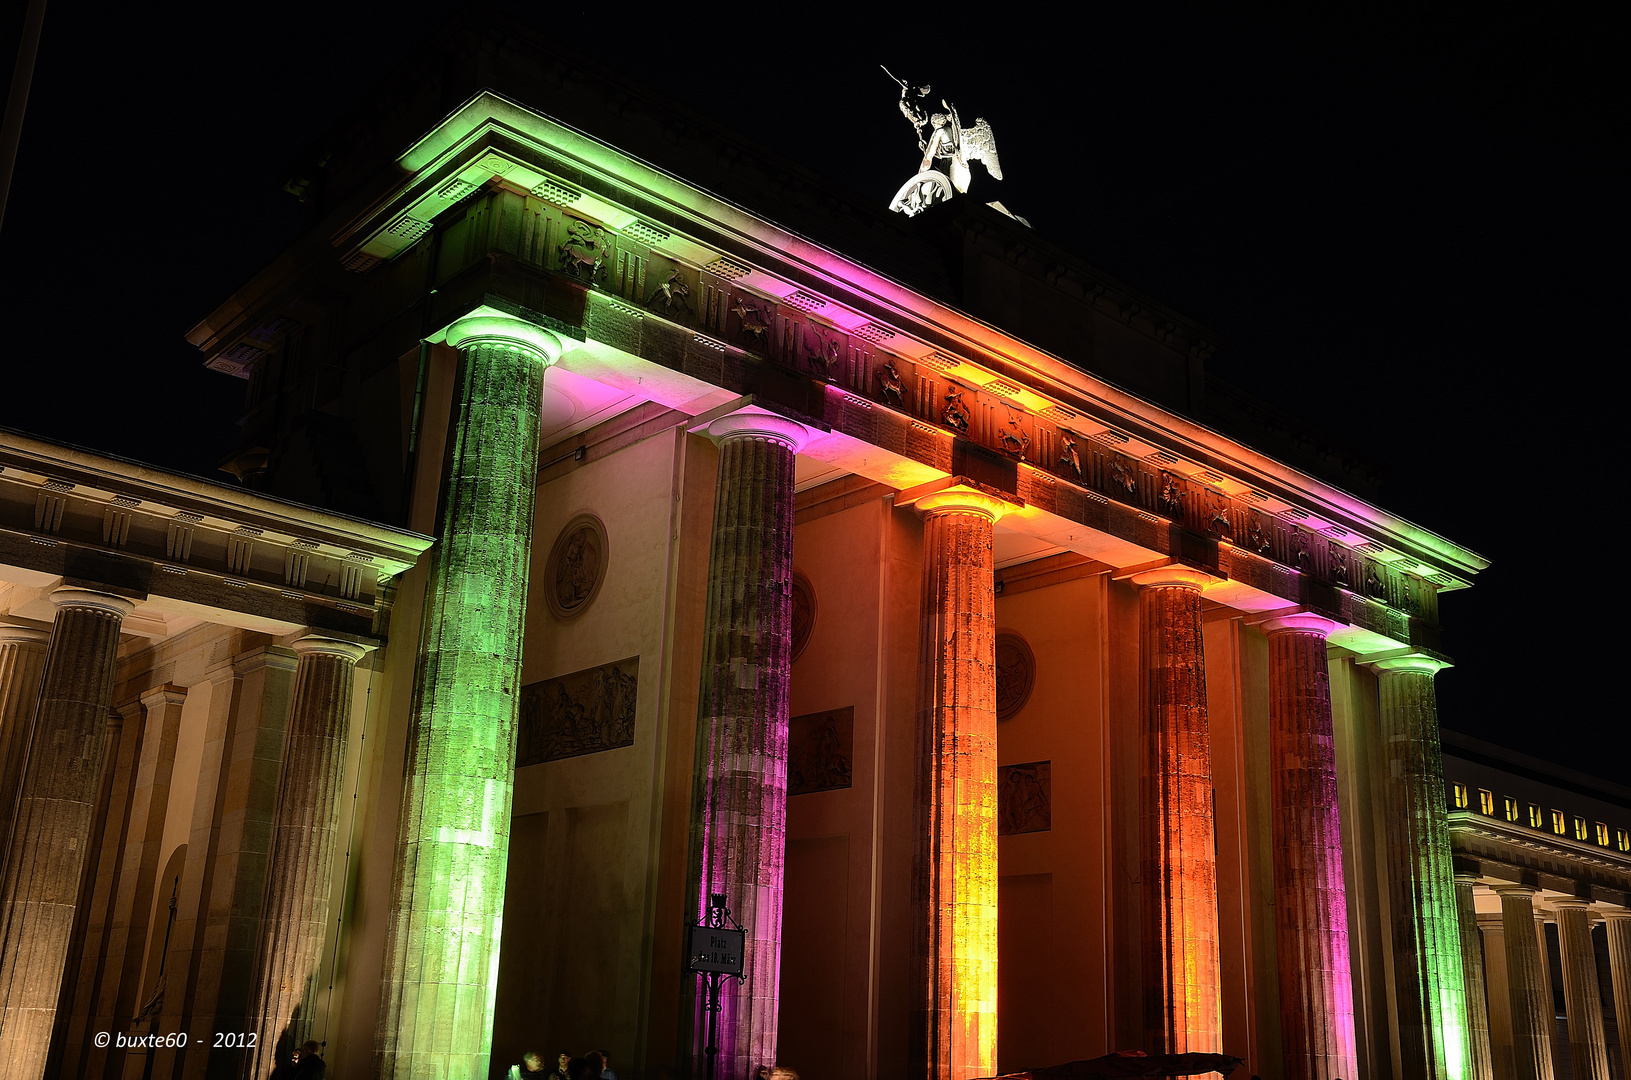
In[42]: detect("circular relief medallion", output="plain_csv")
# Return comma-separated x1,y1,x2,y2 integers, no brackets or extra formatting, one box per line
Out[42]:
994,632,1035,721
790,572,816,662
545,514,609,621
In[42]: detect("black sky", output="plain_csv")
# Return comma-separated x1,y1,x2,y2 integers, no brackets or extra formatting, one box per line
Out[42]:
0,6,1621,776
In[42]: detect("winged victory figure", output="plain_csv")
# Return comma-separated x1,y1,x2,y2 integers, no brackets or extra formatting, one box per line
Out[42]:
883,66,1022,222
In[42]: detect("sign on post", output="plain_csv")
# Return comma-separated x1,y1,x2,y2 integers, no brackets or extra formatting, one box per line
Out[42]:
688,924,745,976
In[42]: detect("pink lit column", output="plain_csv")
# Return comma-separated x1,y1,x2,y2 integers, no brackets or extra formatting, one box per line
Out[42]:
1133,566,1221,1054
1261,614,1357,1080
686,410,809,1080
910,487,1009,1080
0,587,133,1080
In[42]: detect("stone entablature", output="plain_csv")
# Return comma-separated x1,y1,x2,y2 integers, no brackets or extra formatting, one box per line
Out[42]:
1451,812,1631,899
0,429,432,638
190,92,1485,638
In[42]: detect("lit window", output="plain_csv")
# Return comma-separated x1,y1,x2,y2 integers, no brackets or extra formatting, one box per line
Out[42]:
1529,805,1543,828
1451,783,1468,809
1596,823,1610,847
1619,829,1630,853
1574,817,1589,841
1503,797,1519,822
1478,789,1494,816
1551,810,1566,835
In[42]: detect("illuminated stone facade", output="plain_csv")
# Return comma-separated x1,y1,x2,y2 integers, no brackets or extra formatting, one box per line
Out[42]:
12,17,1627,1080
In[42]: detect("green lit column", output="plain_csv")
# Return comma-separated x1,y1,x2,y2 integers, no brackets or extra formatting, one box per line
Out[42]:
1368,653,1471,1080
377,313,561,1080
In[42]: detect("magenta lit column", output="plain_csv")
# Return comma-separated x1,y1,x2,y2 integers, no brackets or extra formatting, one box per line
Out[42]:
685,410,809,1080
1261,614,1357,1080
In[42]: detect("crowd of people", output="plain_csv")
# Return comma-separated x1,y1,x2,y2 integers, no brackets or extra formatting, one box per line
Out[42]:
508,1048,617,1080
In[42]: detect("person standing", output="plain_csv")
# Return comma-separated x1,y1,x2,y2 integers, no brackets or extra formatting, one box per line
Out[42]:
595,1050,617,1080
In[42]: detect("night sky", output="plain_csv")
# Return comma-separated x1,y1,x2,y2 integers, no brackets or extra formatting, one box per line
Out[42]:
0,8,1619,776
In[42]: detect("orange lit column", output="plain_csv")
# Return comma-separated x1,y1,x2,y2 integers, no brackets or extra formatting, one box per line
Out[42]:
686,410,811,1080
1369,653,1471,1080
1493,885,1552,1080
0,587,134,1080
1261,613,1357,1080
1132,566,1221,1053
910,486,1010,1080
1553,900,1610,1080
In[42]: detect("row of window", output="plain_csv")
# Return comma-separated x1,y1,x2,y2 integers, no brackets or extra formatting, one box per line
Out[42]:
1451,783,1631,852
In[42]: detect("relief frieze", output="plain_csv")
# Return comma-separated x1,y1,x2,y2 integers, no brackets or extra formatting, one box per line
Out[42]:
518,655,639,766
788,706,854,796
999,761,1051,835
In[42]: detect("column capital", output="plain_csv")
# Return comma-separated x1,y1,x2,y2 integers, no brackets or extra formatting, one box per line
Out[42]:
49,587,135,619
1362,649,1452,677
703,407,812,453
913,484,1012,523
1257,611,1341,637
0,623,50,646
1454,870,1484,886
1552,898,1597,915
1601,907,1631,922
1129,564,1213,591
442,311,563,363
1493,883,1539,899
291,635,373,664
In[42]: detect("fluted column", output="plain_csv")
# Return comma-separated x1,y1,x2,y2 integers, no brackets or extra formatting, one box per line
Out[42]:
1370,653,1471,1080
685,410,810,1080
1133,565,1221,1054
1261,613,1357,1080
0,625,50,855
243,636,371,1079
1479,913,1516,1080
1495,886,1554,1080
377,314,560,1080
1455,875,1495,1080
1604,912,1631,1079
0,587,134,1079
908,486,1009,1080
1553,901,1609,1080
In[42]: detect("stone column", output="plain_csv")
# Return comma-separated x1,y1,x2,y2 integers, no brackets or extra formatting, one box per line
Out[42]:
909,486,1009,1080
1495,886,1554,1080
685,410,810,1080
1479,913,1516,1080
1259,613,1357,1080
0,587,134,1079
1369,653,1470,1080
1554,900,1609,1080
1536,915,1559,1066
1604,911,1631,1079
243,636,370,1079
377,314,560,1080
0,624,50,856
1133,566,1221,1054
1454,875,1495,1080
